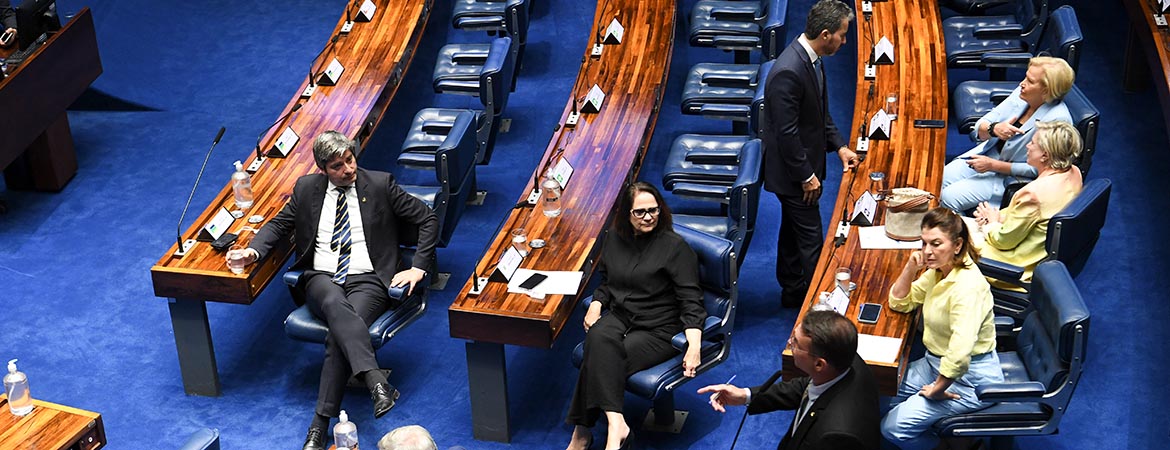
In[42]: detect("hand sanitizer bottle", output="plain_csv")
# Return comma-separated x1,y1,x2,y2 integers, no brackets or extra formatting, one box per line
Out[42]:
4,359,34,416
334,410,359,450
231,161,254,210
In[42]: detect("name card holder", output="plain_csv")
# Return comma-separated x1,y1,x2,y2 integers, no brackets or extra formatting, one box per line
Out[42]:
357,0,377,22
850,191,879,226
868,109,892,141
603,18,624,44
317,58,345,86
581,84,606,114
873,36,894,65
197,207,236,242
489,245,524,283
268,127,301,158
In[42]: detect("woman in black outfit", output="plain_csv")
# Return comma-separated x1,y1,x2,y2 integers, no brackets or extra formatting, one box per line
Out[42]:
565,182,706,450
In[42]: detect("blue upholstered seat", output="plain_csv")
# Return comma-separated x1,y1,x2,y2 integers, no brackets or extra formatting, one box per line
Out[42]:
689,0,787,60
672,140,762,263
399,111,480,249
437,0,528,92
571,225,738,427
681,60,771,122
178,428,220,450
933,261,1089,450
943,0,1048,72
451,0,528,32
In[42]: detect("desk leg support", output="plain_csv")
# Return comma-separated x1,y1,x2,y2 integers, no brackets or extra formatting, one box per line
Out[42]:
1123,26,1150,93
168,298,221,397
466,341,510,442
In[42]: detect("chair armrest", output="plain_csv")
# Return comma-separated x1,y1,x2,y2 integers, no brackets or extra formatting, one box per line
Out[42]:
700,73,754,88
671,316,724,350
387,269,431,302
178,428,221,450
980,52,1032,68
699,104,751,116
282,270,303,288
975,381,1047,401
711,34,761,48
972,24,1023,40
685,147,741,165
977,258,1024,283
993,315,1017,335
670,182,731,201
709,5,759,22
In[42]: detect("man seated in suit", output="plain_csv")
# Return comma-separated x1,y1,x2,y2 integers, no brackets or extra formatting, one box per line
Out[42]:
229,130,438,450
698,310,881,450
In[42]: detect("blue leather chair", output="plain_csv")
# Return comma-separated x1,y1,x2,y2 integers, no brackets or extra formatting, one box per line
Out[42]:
282,222,431,350
399,37,515,167
572,225,738,427
943,0,1049,75
933,261,1089,450
435,0,528,91
671,140,762,264
978,178,1110,320
178,428,220,450
681,60,771,124
689,0,787,62
400,111,480,249
452,0,529,33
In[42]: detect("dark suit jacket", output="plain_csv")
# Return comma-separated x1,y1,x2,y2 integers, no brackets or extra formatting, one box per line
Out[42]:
748,354,881,450
249,167,439,305
761,39,846,197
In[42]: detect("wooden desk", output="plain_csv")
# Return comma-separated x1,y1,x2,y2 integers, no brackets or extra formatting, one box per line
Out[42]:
1123,0,1170,134
446,0,675,442
149,0,433,397
780,0,948,396
0,8,101,192
0,395,106,450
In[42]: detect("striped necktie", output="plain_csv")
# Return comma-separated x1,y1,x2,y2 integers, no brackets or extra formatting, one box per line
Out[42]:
331,186,352,284
791,388,810,436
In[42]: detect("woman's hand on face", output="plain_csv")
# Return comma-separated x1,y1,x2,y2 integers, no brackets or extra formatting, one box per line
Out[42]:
905,250,926,273
583,301,602,331
682,346,702,377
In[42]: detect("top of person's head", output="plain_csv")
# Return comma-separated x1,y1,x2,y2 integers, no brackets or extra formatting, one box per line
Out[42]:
312,130,356,171
801,310,858,372
921,207,979,270
612,181,673,240
1030,56,1075,103
804,0,855,39
377,425,437,450
1034,121,1082,171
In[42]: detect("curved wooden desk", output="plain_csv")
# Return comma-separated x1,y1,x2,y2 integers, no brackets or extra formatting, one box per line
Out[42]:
447,0,675,441
1123,0,1170,135
781,0,948,395
149,0,434,397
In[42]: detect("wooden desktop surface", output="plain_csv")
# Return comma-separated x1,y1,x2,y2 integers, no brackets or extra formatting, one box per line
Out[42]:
781,0,948,395
448,0,675,349
1123,0,1170,132
150,0,434,303
0,395,105,450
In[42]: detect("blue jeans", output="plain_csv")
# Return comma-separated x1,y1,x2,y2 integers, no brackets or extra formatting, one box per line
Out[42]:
881,352,1004,450
940,144,1006,212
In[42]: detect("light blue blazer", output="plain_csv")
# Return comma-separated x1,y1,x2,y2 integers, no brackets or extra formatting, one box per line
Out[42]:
970,86,1073,180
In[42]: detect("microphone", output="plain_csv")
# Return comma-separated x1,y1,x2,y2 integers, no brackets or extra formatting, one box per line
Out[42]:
302,34,341,97
175,127,226,256
470,213,514,294
354,111,378,157
252,103,303,168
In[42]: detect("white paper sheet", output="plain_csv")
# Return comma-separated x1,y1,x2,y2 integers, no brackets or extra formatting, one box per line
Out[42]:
857,334,903,364
858,226,921,249
507,269,585,297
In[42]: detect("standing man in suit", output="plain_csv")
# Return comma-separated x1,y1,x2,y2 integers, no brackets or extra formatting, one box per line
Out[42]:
763,0,858,307
697,310,881,450
229,131,438,450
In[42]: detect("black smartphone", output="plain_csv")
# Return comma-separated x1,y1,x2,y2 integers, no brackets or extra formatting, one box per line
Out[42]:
519,273,548,290
857,303,882,324
913,119,946,128
210,232,239,251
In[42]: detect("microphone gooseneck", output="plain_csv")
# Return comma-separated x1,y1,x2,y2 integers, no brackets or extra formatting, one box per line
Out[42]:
176,127,227,254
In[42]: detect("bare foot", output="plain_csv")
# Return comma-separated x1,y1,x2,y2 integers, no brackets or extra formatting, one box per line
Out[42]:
604,416,629,450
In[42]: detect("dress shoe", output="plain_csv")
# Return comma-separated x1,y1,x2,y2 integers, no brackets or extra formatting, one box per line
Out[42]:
618,430,634,450
370,382,400,418
301,426,326,450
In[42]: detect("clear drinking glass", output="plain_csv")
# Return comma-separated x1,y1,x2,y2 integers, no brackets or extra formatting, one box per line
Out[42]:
226,244,249,274
885,92,898,120
836,267,854,292
511,228,529,256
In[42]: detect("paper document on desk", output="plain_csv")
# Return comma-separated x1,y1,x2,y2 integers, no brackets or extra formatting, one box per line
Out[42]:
507,269,585,297
858,226,921,249
857,334,903,364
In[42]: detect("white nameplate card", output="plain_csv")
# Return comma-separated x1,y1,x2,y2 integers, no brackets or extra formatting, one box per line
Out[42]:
198,207,236,241
873,36,894,65
603,18,624,44
490,245,524,282
868,109,892,141
850,191,878,226
549,157,574,189
581,84,606,114
318,58,345,86
1156,13,1169,28
827,285,851,315
269,126,300,157
861,1,872,14
357,0,377,21
1162,0,1170,14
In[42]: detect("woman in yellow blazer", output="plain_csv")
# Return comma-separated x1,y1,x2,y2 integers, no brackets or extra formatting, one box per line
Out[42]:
973,121,1084,288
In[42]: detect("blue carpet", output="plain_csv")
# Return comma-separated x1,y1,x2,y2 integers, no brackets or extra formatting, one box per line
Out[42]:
0,0,1166,448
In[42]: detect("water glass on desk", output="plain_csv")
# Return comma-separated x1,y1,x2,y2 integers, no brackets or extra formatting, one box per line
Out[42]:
836,267,856,293
226,245,249,274
511,228,529,256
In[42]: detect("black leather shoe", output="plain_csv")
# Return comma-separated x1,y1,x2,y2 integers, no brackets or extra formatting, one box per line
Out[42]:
301,426,326,450
371,382,400,418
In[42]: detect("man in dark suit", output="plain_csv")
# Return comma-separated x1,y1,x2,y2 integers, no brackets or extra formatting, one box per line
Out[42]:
762,0,859,307
231,131,438,450
698,310,880,450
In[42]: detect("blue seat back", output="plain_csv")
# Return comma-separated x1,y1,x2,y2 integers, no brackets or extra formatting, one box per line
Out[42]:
675,224,736,323
1060,84,1097,176
1034,6,1081,70
481,37,515,116
1046,178,1110,277
760,0,788,60
1015,0,1048,52
504,0,529,46
432,111,479,248
727,139,762,256
750,60,773,137
1017,261,1089,392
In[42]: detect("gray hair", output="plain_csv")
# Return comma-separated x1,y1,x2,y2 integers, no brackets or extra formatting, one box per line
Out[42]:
377,425,437,450
804,0,855,39
312,130,356,170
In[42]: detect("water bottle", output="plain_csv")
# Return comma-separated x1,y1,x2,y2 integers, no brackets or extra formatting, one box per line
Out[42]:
811,292,835,312
541,178,562,217
231,161,254,210
333,410,359,450
4,359,34,416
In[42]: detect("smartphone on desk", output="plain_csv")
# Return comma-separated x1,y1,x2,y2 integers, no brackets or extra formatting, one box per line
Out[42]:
518,273,548,290
857,303,882,324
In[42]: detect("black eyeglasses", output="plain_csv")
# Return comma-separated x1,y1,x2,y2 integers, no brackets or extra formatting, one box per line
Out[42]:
630,207,661,218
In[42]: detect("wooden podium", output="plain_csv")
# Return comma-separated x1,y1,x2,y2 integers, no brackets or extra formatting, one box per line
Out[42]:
0,395,106,450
